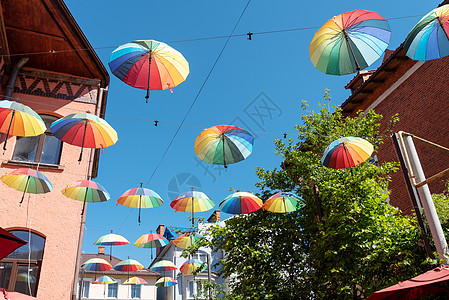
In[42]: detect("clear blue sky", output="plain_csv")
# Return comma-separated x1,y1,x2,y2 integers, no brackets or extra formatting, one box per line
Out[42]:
64,0,437,267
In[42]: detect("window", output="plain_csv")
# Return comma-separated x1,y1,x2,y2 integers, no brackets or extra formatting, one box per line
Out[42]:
12,114,62,165
131,284,141,298
108,282,118,298
0,230,45,297
82,280,90,298
188,280,205,299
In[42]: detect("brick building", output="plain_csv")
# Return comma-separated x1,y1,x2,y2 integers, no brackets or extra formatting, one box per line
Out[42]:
0,0,109,299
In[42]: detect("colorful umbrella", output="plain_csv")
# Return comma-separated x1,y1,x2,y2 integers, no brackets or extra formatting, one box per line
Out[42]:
62,179,110,214
155,276,177,287
82,258,113,271
50,113,118,162
194,125,254,168
116,184,164,223
16,273,36,283
1,168,53,204
113,259,144,272
92,275,117,284
123,277,148,285
108,39,189,101
0,227,27,260
404,5,449,61
134,233,169,259
262,192,305,213
0,100,46,150
321,137,374,170
150,260,177,272
219,192,263,215
170,190,214,226
180,259,207,275
309,9,391,75
94,232,129,260
172,233,202,250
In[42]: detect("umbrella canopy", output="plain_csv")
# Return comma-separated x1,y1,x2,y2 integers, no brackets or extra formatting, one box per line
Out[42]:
0,100,46,150
81,258,113,271
123,277,148,285
194,125,254,168
150,260,177,272
1,168,53,204
321,137,374,169
170,190,214,226
113,259,144,272
92,276,117,285
404,5,449,61
116,185,164,223
155,277,177,287
262,192,305,213
180,259,207,275
366,265,449,299
134,233,168,248
108,39,189,101
0,288,39,299
309,9,391,75
219,192,262,214
50,113,118,162
172,233,202,250
0,227,27,260
62,180,110,214
94,233,129,260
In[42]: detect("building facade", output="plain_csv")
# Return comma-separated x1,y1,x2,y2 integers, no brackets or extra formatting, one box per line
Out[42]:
0,0,109,299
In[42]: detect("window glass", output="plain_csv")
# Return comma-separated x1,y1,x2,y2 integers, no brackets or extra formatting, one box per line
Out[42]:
131,284,141,298
0,263,12,290
14,265,38,296
108,282,118,298
82,280,90,298
6,231,45,260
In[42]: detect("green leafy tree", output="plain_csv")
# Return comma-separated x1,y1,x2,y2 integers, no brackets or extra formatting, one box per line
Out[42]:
202,95,437,299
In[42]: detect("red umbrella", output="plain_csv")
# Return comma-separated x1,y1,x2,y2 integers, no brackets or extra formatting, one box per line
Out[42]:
366,265,449,299
0,227,27,260
0,288,38,299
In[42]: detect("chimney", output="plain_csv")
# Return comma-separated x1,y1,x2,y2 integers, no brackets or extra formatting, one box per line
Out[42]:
98,246,105,255
156,224,164,235
207,210,221,223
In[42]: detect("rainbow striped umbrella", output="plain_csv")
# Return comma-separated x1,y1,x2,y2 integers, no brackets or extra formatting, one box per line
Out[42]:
404,5,449,61
310,9,391,75
194,125,254,168
92,276,117,284
150,260,177,272
117,184,164,223
50,113,118,162
1,168,52,204
62,180,110,215
321,137,374,170
155,276,177,287
108,40,189,101
219,192,262,215
113,259,144,272
170,190,214,226
173,233,202,250
262,192,305,213
180,259,207,275
123,277,148,285
82,258,113,271
94,233,129,261
0,100,46,150
134,233,168,248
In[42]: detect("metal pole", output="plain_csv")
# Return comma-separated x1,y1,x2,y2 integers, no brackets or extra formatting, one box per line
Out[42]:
77,269,84,300
401,133,448,260
207,254,211,300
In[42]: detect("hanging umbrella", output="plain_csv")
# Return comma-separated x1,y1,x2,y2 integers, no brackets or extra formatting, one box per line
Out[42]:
1,168,52,204
219,192,262,215
321,137,374,170
113,259,144,272
150,260,178,272
172,233,202,250
194,125,254,168
134,233,168,259
155,276,177,287
108,39,189,102
404,5,449,61
262,192,305,213
309,9,391,75
92,275,117,284
0,100,46,150
0,227,27,260
366,265,449,299
123,277,148,285
170,190,214,226
94,232,129,261
180,259,207,275
16,273,36,283
116,184,164,224
50,113,118,162
81,258,113,271
62,180,110,215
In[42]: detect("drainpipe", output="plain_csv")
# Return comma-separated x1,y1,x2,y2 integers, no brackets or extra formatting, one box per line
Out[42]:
4,58,29,100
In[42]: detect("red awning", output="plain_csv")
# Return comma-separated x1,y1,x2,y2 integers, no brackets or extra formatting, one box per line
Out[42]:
0,227,27,260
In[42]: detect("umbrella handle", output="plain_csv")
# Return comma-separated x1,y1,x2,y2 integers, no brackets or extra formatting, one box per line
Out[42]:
343,144,354,177
145,51,153,103
78,119,88,162
19,176,31,204
3,110,16,151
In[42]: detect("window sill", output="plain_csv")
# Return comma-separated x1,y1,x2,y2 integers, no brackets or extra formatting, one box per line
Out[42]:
2,160,64,171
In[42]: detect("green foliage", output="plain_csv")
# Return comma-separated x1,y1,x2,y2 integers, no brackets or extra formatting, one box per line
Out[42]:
433,182,449,242
203,96,437,299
